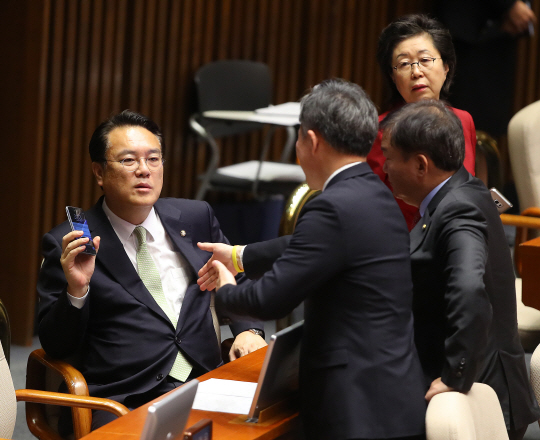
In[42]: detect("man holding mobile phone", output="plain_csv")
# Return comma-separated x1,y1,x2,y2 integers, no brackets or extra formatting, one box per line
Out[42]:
37,110,267,431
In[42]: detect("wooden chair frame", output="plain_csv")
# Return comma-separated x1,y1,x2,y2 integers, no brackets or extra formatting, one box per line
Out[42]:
25,349,128,440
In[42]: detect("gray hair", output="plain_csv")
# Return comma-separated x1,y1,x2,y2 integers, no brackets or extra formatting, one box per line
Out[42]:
299,79,378,157
381,100,464,171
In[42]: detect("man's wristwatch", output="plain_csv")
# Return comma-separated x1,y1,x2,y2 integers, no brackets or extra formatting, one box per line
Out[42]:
248,328,265,339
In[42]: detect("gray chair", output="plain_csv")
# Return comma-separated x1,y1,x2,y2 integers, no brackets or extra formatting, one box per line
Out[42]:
189,60,304,200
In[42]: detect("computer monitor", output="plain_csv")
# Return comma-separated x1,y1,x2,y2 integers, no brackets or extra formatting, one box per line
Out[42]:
247,320,303,422
140,379,199,440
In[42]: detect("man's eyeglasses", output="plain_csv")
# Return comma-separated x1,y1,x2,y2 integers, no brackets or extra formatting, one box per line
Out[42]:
106,156,165,172
393,57,441,74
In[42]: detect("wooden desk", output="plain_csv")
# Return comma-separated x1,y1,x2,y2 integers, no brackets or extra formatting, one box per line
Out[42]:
81,348,300,440
521,236,540,310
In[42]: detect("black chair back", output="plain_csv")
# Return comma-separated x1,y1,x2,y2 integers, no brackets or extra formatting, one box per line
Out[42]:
194,60,272,138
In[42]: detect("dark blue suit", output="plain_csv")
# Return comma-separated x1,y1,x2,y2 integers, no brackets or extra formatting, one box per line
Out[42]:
216,164,427,440
410,167,540,430
38,197,259,405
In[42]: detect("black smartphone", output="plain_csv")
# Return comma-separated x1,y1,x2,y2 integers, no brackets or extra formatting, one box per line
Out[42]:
66,206,96,255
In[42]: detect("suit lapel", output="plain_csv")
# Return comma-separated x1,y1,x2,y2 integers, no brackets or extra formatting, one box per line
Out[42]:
154,200,206,274
154,200,209,332
85,198,173,326
410,209,431,254
409,167,470,254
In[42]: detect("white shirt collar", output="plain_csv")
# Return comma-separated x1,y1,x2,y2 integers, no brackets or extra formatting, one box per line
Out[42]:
102,198,160,244
322,161,363,191
419,176,451,218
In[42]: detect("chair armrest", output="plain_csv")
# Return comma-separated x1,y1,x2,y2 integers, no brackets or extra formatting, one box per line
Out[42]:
500,210,540,276
26,349,92,440
16,390,129,417
500,213,540,229
27,349,88,395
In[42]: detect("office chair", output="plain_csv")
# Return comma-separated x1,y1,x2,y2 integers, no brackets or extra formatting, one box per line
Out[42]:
0,341,128,440
530,343,540,427
475,130,502,189
0,298,10,366
508,100,540,212
425,383,508,440
189,60,304,200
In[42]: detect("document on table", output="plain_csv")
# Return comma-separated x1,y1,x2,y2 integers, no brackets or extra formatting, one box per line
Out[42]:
192,378,258,414
255,102,301,117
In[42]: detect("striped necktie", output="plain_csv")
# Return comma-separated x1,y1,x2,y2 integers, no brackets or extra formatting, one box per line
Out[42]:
134,226,192,381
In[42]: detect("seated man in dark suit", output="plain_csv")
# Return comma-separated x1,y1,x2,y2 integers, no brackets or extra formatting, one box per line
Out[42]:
380,100,539,440
37,110,266,430
205,79,427,440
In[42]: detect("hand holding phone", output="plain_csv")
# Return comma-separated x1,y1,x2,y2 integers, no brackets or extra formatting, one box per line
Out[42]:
62,207,100,298
66,206,96,255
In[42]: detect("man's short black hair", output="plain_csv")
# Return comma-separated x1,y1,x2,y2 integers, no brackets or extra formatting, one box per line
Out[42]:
299,78,378,157
89,110,165,163
381,100,464,171
377,14,456,106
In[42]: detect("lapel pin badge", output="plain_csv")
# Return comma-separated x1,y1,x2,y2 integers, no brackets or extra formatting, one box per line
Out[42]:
180,230,186,237
422,224,427,230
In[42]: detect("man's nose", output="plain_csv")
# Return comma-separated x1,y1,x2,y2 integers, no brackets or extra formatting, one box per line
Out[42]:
135,158,151,175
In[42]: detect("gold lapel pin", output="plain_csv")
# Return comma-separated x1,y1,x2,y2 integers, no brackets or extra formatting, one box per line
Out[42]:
180,230,186,237
422,224,427,230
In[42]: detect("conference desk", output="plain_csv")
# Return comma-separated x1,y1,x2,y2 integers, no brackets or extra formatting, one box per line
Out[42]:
520,236,540,310
81,347,301,440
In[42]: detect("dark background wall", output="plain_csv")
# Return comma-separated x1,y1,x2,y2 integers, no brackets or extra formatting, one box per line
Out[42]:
1,0,539,345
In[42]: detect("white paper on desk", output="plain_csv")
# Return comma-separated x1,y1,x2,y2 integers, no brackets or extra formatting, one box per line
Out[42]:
255,102,301,117
192,378,257,414
216,160,306,182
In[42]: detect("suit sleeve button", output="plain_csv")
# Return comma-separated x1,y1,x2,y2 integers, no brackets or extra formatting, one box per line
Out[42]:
157,373,164,381
460,358,466,365
456,372,462,378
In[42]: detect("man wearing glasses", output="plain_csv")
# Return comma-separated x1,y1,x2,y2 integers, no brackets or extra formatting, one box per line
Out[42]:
37,110,266,430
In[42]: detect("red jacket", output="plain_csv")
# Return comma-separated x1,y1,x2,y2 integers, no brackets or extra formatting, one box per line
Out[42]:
367,107,477,230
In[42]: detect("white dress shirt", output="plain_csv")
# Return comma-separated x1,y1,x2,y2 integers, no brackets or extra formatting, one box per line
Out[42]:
68,199,193,321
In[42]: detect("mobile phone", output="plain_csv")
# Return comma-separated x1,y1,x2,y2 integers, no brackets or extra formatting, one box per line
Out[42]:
489,188,513,214
66,206,96,255
184,419,212,440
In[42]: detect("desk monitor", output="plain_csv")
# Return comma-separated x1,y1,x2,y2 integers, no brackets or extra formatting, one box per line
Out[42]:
140,379,199,440
247,320,303,422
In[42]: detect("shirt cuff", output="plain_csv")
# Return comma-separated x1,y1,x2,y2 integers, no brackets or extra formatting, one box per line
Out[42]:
67,288,89,309
238,245,246,271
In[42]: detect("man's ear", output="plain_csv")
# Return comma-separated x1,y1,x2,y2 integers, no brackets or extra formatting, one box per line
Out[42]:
92,162,105,187
306,129,320,153
415,154,429,176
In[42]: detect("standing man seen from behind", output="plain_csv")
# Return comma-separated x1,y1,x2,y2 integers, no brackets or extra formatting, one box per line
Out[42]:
380,100,540,440
37,111,266,431
208,79,427,440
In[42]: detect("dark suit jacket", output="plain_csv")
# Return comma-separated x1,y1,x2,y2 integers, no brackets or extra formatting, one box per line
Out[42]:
38,197,260,404
410,166,540,430
217,164,426,440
